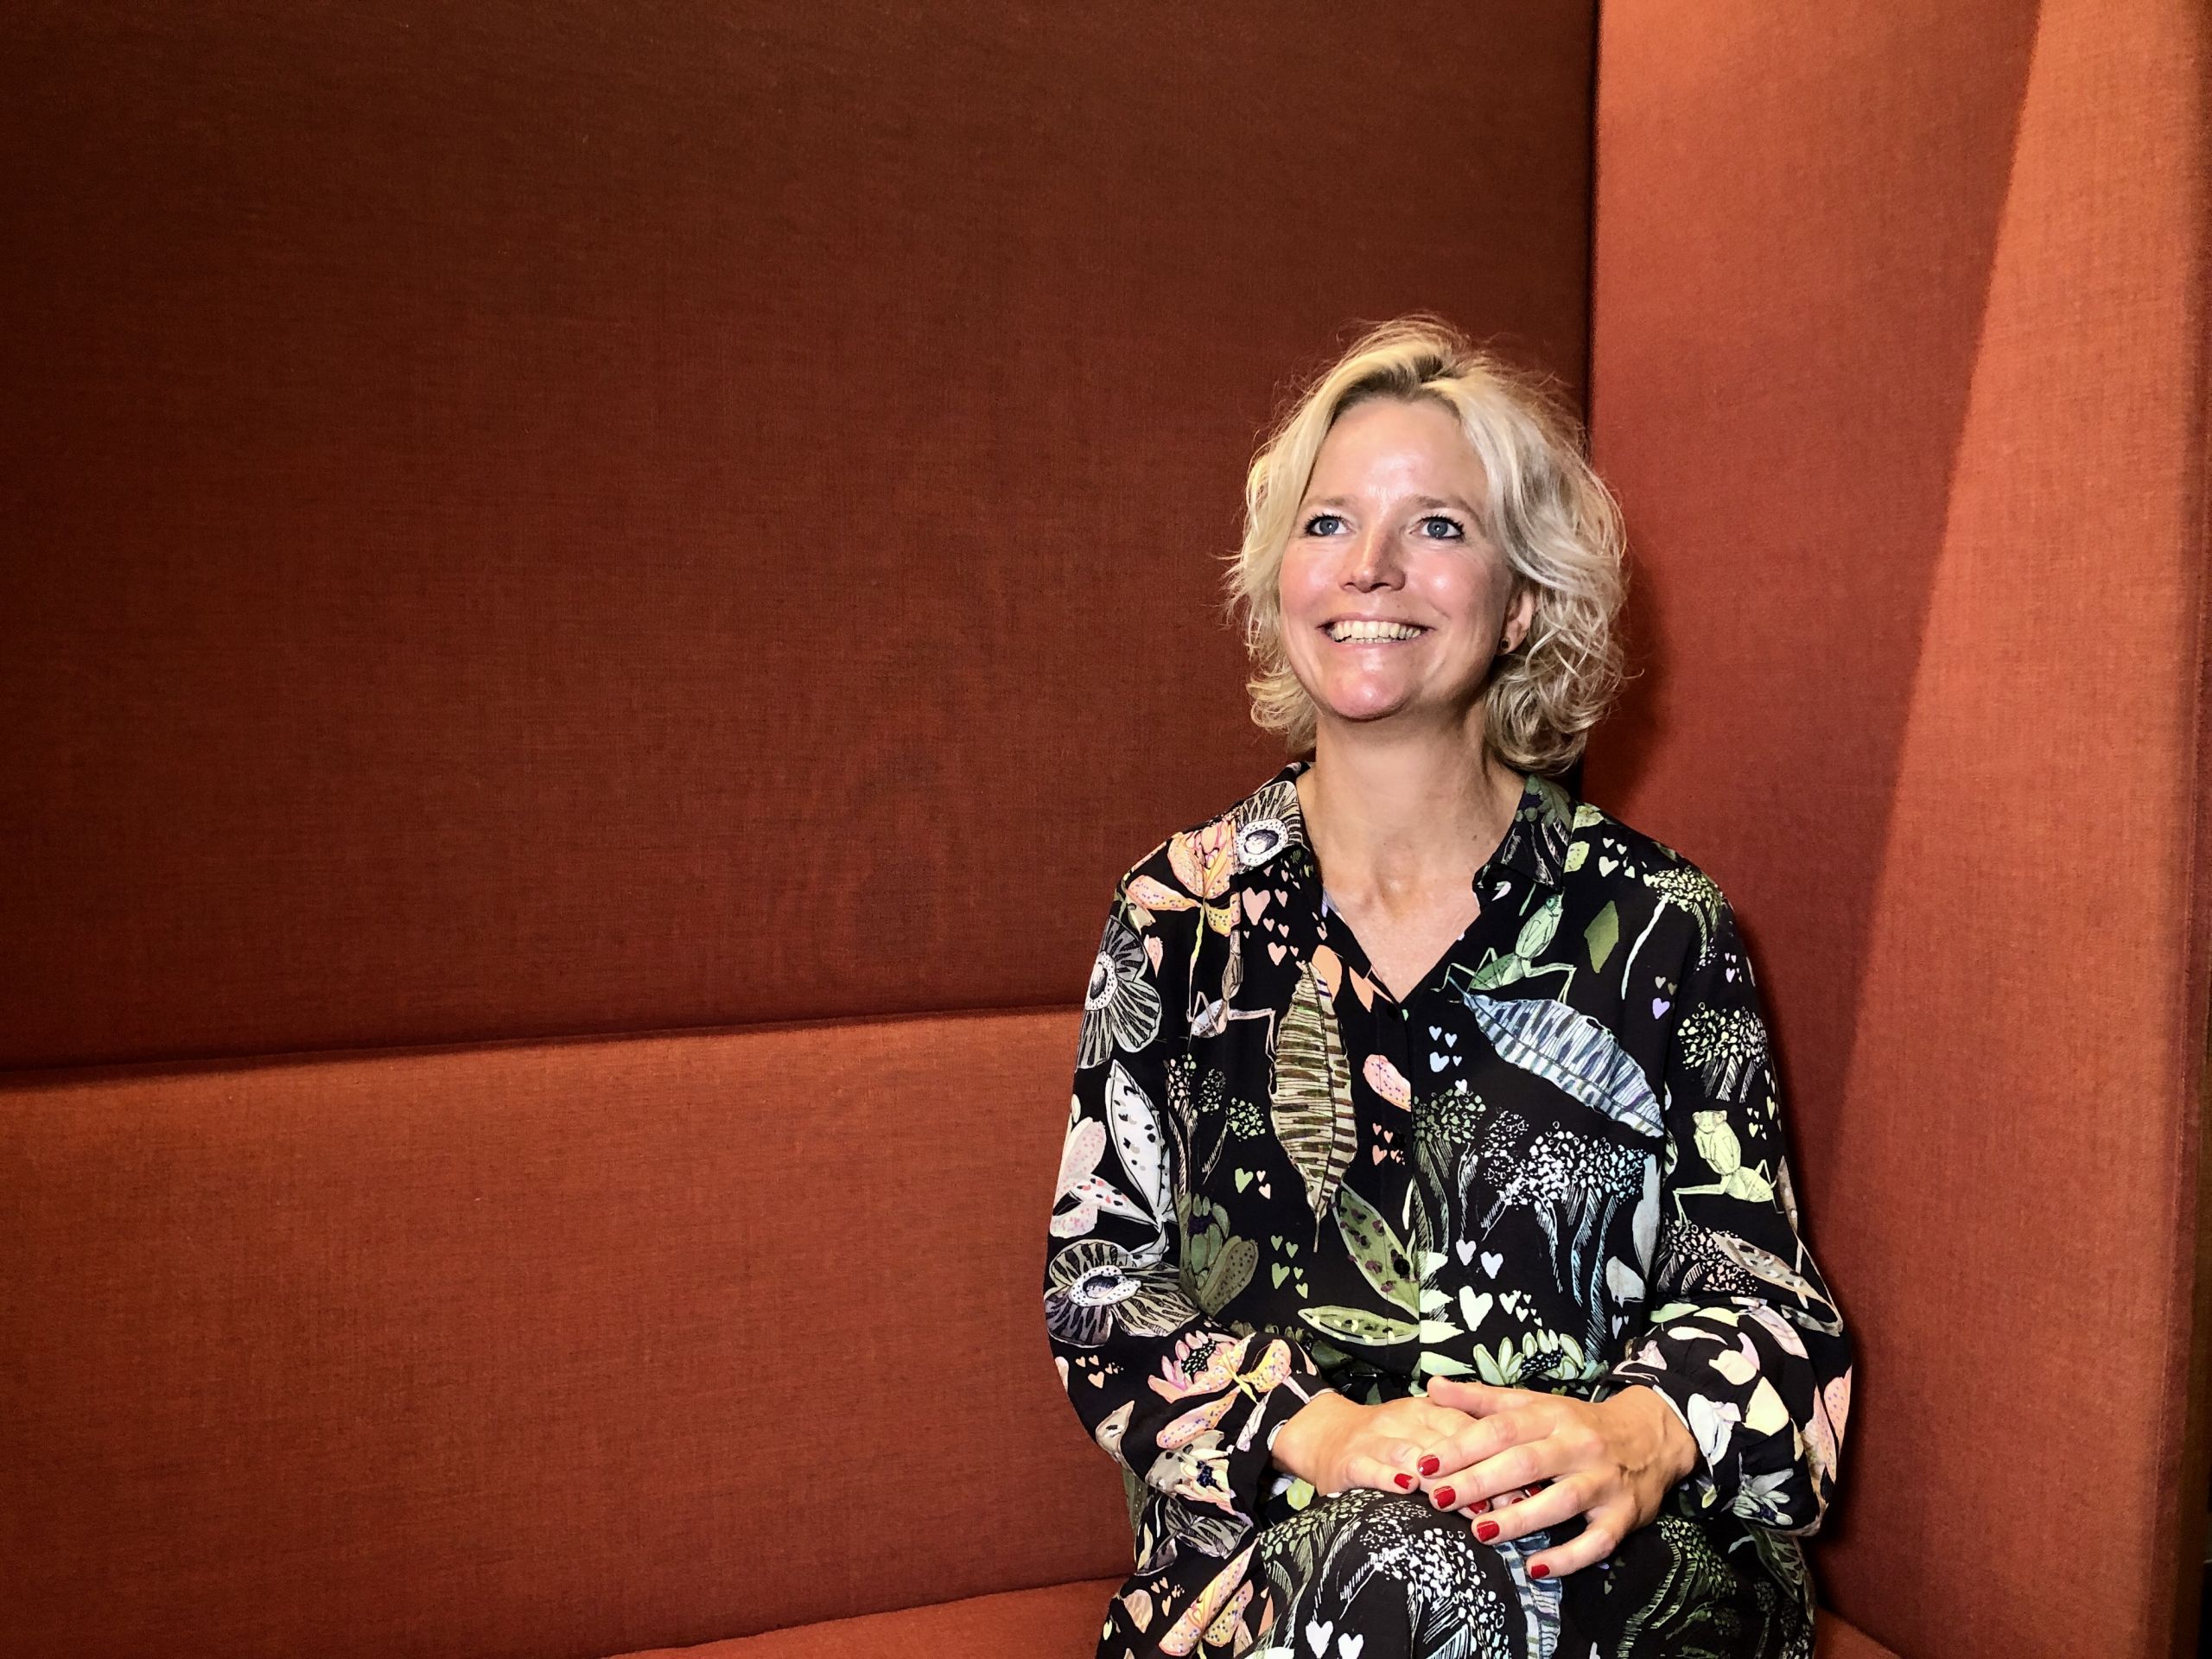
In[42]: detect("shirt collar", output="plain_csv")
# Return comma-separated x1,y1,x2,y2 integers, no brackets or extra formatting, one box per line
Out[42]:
1233,756,1577,891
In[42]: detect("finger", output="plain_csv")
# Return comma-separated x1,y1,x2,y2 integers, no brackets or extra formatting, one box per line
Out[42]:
1469,1474,1591,1549
1522,1502,1630,1580
1426,1377,1542,1417
1421,1450,1546,1515
1347,1441,1431,1497
1426,1399,1555,1485
1423,1417,1556,1497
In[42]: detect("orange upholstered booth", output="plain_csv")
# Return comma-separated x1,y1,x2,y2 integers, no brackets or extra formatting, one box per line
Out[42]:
3,5,2205,1659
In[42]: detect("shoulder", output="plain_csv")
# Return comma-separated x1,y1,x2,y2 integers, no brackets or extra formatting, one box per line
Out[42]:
1566,796,1729,899
1114,767,1302,905
1563,795,1743,966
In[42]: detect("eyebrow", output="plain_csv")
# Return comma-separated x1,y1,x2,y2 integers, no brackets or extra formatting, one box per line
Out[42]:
1302,493,1482,516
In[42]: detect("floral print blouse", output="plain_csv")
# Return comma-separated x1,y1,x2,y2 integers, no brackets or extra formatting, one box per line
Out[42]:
1043,756,1853,1649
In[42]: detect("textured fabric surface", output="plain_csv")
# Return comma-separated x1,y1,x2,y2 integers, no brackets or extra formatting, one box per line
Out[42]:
607,1588,1897,1659
1588,3,2212,1656
0,1,1597,1071
612,1579,1126,1658
1808,1613,1900,1659
2,1013,1132,1657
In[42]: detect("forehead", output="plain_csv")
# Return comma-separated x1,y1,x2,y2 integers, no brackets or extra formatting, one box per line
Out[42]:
1307,396,1484,493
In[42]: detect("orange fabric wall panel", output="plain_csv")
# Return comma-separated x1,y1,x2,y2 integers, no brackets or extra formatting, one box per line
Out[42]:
1587,5,2209,1659
0,3,1597,1071
2,1011,1125,1658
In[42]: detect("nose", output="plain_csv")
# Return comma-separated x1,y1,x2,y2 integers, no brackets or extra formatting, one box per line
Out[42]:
1345,524,1400,588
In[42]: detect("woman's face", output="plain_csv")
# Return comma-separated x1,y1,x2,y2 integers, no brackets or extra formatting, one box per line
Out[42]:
1275,395,1532,738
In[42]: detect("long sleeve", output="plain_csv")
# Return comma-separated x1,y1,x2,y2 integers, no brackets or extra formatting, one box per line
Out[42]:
1594,886,1854,1536
1044,865,1327,1565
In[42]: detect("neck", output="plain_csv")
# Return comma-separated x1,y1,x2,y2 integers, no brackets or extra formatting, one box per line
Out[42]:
1295,729,1523,905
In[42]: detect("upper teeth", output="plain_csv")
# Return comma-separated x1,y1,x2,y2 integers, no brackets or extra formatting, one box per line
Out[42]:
1327,620,1424,642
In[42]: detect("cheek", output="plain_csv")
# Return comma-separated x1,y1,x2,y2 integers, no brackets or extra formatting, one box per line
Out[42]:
1275,569,1332,640
1415,560,1499,620
1276,555,1325,611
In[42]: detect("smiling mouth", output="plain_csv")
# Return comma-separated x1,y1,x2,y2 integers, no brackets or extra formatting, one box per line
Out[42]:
1321,623,1431,645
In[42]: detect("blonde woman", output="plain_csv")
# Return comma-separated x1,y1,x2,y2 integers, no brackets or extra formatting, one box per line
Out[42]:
1043,315,1853,1659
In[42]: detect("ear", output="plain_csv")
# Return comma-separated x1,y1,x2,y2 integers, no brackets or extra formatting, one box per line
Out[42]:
1507,585,1538,651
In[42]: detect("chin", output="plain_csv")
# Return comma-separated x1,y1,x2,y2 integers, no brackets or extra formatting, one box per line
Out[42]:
1314,694,1418,726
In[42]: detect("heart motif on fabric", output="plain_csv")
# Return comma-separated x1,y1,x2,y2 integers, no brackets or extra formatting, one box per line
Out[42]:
1338,1636,1366,1659
1371,1147,1388,1163
1270,1235,1283,1249
1272,1264,1291,1287
1457,1239,1480,1264
1306,1621,1334,1657
1236,1169,1253,1191
1726,965,1738,980
1599,855,1617,874
1243,889,1270,922
1442,1033,1458,1047
1429,1053,1450,1072
1481,1251,1504,1276
1652,997,1670,1018
1459,1287,1494,1332
1269,942,1287,964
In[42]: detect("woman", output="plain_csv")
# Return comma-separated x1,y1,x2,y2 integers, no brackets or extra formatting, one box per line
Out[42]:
1042,315,1853,1659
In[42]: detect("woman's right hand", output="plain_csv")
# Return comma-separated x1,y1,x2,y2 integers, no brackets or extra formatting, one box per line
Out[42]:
1270,1389,1523,1516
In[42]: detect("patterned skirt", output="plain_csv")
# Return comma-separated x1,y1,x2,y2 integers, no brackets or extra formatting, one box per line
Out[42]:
1094,1471,1817,1659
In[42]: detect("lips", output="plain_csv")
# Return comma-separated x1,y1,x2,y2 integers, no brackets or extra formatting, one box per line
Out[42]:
1320,623,1430,645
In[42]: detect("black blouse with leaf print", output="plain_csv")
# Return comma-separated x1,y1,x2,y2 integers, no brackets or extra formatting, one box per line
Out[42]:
1043,755,1853,1580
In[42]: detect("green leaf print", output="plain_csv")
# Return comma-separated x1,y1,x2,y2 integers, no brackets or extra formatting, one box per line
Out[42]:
1471,1336,1529,1385
1179,1195,1258,1315
1333,1185,1420,1315
1298,1305,1420,1346
1195,1234,1257,1315
1270,957,1357,1224
1465,1328,1598,1387
1586,899,1619,970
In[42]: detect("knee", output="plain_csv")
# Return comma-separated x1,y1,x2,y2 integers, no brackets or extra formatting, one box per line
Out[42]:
1280,1489,1519,1649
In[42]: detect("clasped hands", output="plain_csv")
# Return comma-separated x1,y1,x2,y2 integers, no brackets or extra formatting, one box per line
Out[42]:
1269,1376,1700,1580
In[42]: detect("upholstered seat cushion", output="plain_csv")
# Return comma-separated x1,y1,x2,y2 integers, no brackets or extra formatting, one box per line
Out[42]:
612,1580,1122,1657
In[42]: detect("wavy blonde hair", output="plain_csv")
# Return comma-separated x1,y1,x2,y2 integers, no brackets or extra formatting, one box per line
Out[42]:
1221,315,1628,772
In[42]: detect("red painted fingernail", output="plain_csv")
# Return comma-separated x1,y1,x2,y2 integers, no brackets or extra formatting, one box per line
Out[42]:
1433,1486,1455,1508
1417,1454,1440,1477
1477,1520,1500,1541
1394,1472,1414,1490
1530,1562,1550,1579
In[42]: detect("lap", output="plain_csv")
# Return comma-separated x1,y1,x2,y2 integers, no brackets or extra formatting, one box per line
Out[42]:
1095,1479,1814,1659
1253,1485,1529,1659
1096,1482,1537,1659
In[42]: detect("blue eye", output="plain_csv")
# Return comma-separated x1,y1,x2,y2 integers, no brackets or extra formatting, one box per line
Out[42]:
1303,512,1344,536
1419,515,1465,540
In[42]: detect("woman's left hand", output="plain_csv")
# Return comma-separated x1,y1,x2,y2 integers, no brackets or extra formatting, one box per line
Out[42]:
1414,1377,1700,1579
